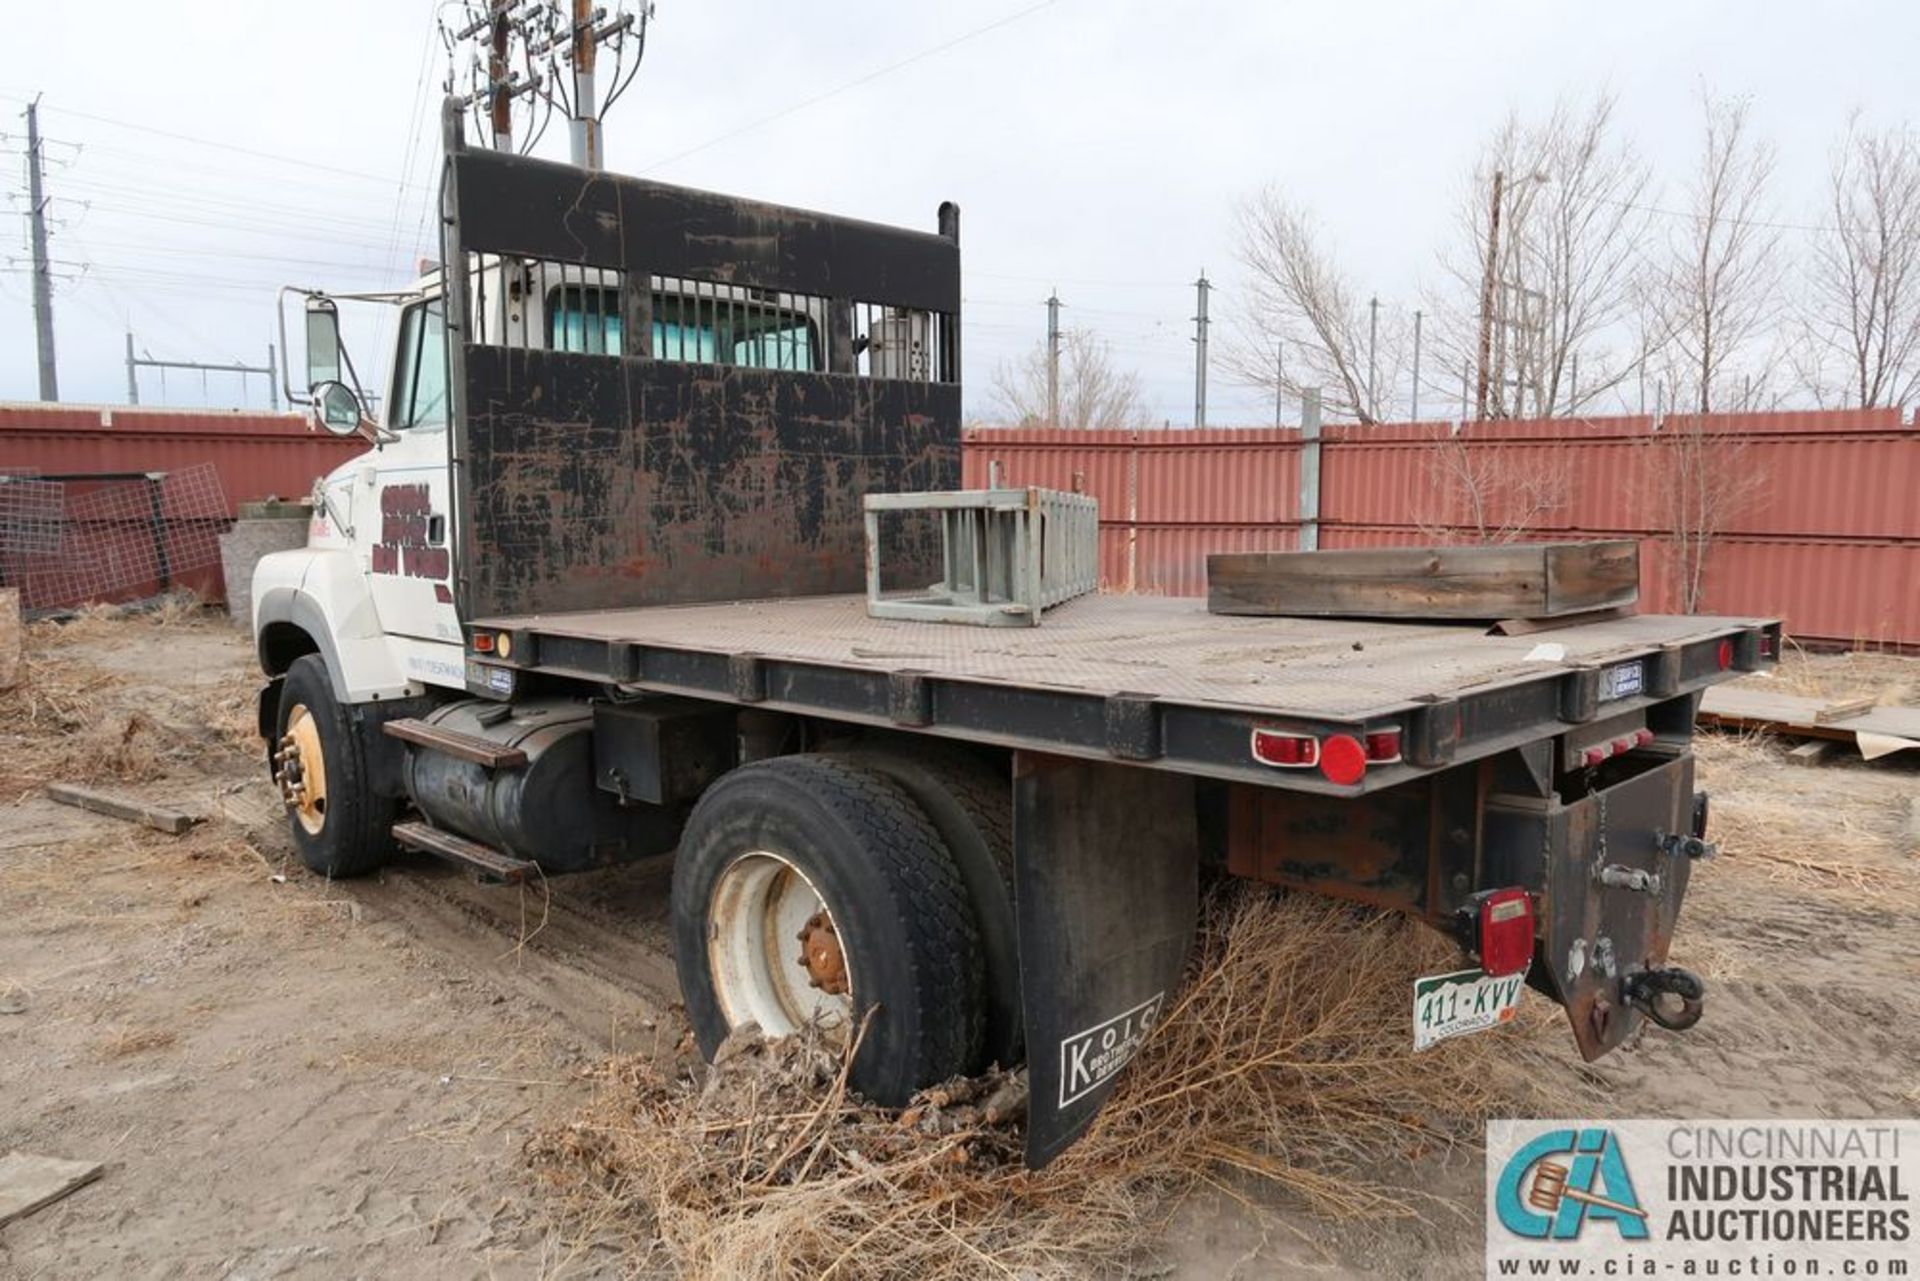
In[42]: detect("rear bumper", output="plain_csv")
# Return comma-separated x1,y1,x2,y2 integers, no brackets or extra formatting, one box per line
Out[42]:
1484,750,1703,1058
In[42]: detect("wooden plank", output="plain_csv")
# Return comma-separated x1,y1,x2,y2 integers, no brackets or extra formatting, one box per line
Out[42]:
0,1152,104,1227
1544,541,1639,615
1785,739,1837,767
1698,687,1920,738
46,783,196,835
1813,695,1877,724
0,587,19,691
1206,541,1639,620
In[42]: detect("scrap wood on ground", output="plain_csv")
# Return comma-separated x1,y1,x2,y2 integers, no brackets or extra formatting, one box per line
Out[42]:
528,886,1576,1281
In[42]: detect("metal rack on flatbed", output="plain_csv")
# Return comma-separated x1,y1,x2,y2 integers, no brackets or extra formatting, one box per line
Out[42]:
463,594,1780,795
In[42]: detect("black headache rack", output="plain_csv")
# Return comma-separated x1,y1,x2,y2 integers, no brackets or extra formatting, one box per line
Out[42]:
438,105,962,623
461,602,1783,796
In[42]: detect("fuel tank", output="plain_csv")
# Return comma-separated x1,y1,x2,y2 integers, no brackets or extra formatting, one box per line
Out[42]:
402,698,682,872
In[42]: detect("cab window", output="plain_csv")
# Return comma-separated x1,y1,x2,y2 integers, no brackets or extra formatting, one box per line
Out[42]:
548,286,624,355
549,283,816,370
390,300,449,430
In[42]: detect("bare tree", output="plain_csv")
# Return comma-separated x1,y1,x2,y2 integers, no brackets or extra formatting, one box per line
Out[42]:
1223,190,1406,423
988,329,1147,430
1414,427,1571,543
1428,93,1654,420
1802,116,1920,408
1647,92,1781,414
1642,414,1767,612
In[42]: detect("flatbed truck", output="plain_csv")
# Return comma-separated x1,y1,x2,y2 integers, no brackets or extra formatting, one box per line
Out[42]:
253,101,1772,1166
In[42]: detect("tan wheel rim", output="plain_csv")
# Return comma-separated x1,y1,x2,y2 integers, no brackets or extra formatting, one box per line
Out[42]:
276,703,329,836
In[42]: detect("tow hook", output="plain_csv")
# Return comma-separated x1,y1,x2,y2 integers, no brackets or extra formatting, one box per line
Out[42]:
1623,966,1705,1031
1597,864,1662,894
1660,832,1717,860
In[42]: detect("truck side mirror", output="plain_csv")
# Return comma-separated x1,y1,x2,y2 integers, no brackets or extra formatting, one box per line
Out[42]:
312,379,365,437
304,298,343,392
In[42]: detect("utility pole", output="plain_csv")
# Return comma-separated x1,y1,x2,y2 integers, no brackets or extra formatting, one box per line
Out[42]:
125,332,138,405
569,0,600,168
1473,168,1505,421
25,97,58,402
449,1,647,167
1274,341,1284,426
1411,309,1423,422
1045,290,1061,428
1367,295,1379,419
1192,272,1210,429
489,1,514,150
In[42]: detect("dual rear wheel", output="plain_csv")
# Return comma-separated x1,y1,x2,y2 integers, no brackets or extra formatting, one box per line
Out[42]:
671,752,1019,1105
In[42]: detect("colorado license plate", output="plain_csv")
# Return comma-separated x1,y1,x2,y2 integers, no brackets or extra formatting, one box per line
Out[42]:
1412,967,1527,1051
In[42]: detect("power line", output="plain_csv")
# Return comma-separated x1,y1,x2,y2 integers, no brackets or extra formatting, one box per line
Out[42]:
0,92,429,190
639,0,1063,174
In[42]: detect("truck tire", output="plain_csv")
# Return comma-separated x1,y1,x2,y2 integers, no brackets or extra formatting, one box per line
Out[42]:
272,654,397,879
829,745,1022,1071
671,755,984,1106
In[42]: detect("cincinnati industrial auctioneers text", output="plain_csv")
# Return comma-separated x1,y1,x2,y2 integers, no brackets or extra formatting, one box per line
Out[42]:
1663,1124,1908,1245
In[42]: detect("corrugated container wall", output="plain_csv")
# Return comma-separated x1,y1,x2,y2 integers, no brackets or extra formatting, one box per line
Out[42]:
963,409,1920,647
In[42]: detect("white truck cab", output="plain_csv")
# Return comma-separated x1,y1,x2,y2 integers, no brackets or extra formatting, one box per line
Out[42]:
253,263,835,705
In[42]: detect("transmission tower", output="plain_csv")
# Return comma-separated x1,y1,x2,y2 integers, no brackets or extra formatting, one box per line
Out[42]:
442,0,653,169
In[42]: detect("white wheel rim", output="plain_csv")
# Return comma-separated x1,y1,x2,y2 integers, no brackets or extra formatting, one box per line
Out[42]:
708,851,854,1042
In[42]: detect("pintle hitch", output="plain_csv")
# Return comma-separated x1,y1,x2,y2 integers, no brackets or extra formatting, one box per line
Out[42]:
1623,966,1705,1032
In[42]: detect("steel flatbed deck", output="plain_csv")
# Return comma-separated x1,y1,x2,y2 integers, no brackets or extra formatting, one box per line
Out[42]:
467,593,1779,794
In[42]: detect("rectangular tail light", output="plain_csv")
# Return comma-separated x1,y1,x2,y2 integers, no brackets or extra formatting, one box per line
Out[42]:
1478,888,1535,977
1250,729,1318,768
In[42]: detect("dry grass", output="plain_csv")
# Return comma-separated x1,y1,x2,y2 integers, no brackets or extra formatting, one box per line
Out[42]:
1756,647,1917,706
529,887,1576,1280
1693,731,1915,901
0,601,262,798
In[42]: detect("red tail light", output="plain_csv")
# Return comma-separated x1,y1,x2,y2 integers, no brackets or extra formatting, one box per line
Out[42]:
470,632,495,653
1715,639,1734,671
1250,729,1318,768
1363,729,1402,763
1318,733,1368,786
1479,888,1535,977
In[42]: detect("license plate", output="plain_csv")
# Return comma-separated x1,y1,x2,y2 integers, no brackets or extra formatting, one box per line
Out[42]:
1413,967,1527,1051
1601,660,1644,700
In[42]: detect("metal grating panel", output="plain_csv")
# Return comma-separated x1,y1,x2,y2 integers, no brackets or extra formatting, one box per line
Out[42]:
0,464,230,611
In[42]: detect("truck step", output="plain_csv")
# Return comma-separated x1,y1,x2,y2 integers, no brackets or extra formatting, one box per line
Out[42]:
383,717,528,769
392,820,537,884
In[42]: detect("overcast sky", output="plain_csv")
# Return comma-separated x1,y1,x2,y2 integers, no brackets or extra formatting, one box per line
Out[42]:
3,1,1916,424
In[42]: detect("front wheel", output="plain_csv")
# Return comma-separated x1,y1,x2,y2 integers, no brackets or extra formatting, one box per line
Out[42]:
670,756,985,1106
272,654,397,879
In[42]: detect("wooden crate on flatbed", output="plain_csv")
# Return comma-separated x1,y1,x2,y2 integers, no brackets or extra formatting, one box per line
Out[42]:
1206,541,1639,621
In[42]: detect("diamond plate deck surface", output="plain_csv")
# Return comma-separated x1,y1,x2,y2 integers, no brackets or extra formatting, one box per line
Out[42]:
480,594,1751,720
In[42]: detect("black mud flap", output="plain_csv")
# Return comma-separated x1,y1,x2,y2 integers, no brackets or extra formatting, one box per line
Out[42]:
1013,752,1198,1168
257,677,284,770
1484,752,1701,1060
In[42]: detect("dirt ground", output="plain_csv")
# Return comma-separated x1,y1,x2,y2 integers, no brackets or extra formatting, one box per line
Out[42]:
0,609,1914,1280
